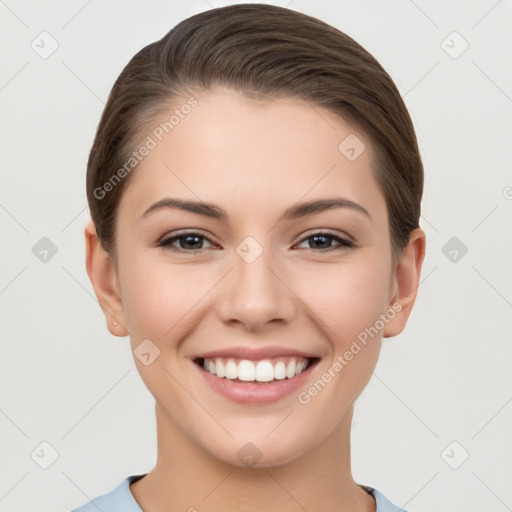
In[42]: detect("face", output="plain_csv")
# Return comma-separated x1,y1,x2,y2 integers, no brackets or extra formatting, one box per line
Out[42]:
94,87,423,468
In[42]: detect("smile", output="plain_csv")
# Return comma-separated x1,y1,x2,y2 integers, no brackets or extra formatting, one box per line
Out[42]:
193,351,320,403
200,356,311,382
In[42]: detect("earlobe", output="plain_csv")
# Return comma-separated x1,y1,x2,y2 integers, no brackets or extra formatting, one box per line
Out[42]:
84,220,129,337
383,228,426,338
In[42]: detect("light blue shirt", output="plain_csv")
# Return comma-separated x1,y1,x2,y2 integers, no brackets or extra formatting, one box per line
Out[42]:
71,474,410,511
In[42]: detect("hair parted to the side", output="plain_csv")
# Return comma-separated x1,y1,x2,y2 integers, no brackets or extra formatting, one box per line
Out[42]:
86,3,423,265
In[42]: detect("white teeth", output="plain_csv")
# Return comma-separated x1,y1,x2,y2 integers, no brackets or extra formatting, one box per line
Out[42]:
255,360,274,382
201,357,311,382
274,361,287,380
286,360,296,379
225,359,238,379
238,360,255,381
296,360,307,375
215,359,225,378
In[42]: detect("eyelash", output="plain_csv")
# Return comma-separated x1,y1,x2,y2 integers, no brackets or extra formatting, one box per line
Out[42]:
157,230,356,254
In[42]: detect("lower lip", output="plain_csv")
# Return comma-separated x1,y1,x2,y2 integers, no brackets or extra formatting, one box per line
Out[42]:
194,360,318,404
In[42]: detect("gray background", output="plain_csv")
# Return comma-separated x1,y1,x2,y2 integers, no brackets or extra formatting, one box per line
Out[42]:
1,1,511,511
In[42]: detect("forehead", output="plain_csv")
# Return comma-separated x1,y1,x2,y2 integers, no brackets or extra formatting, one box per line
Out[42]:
119,88,387,228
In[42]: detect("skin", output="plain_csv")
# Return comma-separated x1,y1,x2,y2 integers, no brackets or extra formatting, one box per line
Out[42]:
85,87,426,512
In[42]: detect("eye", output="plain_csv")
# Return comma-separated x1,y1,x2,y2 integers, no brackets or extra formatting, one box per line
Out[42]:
158,231,216,253
295,232,355,251
157,230,356,254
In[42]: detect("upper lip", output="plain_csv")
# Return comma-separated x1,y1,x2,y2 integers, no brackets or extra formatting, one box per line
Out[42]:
194,346,319,361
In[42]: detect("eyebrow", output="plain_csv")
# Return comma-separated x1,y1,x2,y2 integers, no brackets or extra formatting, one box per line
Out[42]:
141,196,371,222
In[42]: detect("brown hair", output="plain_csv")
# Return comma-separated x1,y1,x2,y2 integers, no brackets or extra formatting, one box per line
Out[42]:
86,3,423,265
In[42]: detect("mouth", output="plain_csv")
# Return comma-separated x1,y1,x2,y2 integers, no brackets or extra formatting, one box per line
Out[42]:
193,356,320,384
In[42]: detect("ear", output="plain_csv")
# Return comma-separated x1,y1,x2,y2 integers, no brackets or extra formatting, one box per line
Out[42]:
383,227,426,338
84,220,129,337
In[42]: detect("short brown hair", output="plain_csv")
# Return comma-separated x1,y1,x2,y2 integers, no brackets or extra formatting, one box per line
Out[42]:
86,3,423,265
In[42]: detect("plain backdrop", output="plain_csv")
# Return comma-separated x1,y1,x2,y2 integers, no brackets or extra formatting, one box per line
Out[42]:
0,1,511,511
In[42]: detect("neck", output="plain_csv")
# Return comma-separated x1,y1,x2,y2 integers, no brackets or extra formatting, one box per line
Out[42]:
130,403,375,512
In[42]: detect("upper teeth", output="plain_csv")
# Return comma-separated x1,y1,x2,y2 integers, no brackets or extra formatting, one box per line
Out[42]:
202,357,310,382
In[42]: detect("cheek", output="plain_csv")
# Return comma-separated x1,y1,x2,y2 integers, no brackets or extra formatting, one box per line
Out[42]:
119,257,204,393
292,262,389,429
119,253,204,342
294,255,391,345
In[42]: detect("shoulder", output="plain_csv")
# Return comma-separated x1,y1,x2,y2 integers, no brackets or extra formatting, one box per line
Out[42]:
70,474,146,512
360,484,410,512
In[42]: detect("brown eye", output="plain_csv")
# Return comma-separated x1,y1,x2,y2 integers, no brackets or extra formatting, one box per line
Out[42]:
158,232,215,253
296,232,355,251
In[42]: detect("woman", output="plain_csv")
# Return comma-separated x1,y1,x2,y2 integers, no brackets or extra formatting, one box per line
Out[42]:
73,4,426,511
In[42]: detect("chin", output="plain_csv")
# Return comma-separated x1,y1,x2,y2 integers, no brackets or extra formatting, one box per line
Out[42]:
202,430,313,470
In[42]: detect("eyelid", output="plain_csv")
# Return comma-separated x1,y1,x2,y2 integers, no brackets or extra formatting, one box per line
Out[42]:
157,228,356,253
296,228,354,244
294,231,356,250
158,229,219,248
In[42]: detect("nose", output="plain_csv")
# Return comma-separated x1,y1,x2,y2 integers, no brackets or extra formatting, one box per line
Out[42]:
217,244,297,332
